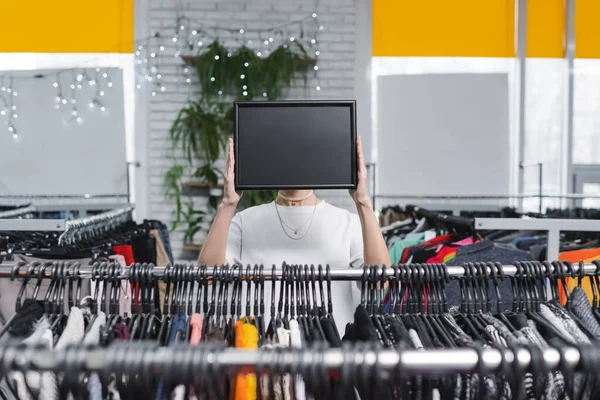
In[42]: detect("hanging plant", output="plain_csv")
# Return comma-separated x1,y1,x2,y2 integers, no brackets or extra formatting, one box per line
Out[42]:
166,37,316,243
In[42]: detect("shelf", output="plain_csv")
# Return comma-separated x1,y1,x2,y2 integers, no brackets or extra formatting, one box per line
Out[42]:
182,181,224,189
182,244,202,252
181,55,317,67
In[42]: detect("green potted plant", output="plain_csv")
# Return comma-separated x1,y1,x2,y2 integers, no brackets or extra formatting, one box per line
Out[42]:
165,37,316,247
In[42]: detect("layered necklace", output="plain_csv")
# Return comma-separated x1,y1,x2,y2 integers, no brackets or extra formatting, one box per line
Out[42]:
277,190,314,206
274,191,318,240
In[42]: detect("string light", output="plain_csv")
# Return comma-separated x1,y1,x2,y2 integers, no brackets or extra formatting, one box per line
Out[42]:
89,69,106,112
1,12,327,130
53,73,64,109
6,77,17,138
68,71,82,124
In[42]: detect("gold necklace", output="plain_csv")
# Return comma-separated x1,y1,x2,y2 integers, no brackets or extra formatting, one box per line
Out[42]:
274,201,318,240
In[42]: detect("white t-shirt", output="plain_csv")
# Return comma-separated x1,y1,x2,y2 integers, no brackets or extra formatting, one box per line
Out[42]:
226,200,363,333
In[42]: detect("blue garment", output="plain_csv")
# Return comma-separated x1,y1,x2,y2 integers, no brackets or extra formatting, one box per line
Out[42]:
512,236,545,251
445,240,533,310
157,223,174,265
155,313,188,400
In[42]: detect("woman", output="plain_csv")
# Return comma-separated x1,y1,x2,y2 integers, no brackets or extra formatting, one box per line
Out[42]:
199,136,391,331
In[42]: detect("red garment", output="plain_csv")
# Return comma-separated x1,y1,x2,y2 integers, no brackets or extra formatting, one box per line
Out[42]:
112,245,137,309
426,246,459,264
112,245,135,265
400,234,457,263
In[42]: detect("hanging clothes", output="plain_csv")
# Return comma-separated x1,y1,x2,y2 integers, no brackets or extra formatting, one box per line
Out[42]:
232,319,259,400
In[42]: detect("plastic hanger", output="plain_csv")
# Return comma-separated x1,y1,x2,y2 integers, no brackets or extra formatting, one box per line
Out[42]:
265,264,276,340
298,265,314,341
214,266,224,330
156,264,172,344
553,260,596,338
258,265,266,340
283,264,291,329
424,264,455,347
0,261,31,338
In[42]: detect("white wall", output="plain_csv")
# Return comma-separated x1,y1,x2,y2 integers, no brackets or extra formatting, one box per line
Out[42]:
377,73,510,199
138,0,360,260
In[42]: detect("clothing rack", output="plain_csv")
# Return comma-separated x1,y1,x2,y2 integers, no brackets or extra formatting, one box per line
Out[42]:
57,205,134,245
0,205,134,233
0,205,36,219
0,261,597,281
474,217,600,261
0,342,589,376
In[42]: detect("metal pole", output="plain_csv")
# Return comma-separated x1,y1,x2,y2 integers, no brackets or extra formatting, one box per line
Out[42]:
538,162,543,214
515,0,527,210
0,262,598,280
561,0,576,209
126,161,141,205
13,343,583,375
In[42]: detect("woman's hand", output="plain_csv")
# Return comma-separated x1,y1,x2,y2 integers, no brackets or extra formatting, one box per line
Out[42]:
221,138,243,207
349,136,371,207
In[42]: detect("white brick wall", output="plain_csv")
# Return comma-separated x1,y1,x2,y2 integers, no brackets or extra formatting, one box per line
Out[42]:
143,0,357,261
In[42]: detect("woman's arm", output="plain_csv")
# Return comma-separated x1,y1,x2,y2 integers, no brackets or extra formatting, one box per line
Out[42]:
355,201,391,266
350,136,392,266
198,203,236,265
198,138,242,265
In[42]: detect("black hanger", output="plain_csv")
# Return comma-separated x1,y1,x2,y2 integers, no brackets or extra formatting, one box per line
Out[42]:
324,265,341,339
591,261,600,323
455,264,491,342
0,261,30,338
258,265,265,339
368,265,391,347
426,264,456,347
222,265,232,331
282,264,291,328
235,265,243,323
316,265,326,318
243,265,251,323
555,260,598,338
253,265,261,333
518,261,573,343
185,264,194,317
156,264,172,345
130,263,148,340
193,265,205,315
296,265,313,342
214,266,224,330
127,263,140,332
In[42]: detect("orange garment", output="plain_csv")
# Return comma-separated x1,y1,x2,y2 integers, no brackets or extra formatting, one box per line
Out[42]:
558,248,600,305
231,319,258,400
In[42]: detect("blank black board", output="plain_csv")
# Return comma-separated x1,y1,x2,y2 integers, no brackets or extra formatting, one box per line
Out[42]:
234,100,357,190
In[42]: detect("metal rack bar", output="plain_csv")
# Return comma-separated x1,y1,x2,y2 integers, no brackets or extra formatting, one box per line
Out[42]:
0,205,134,232
475,217,600,261
8,343,584,376
375,194,600,200
0,205,36,219
0,262,597,281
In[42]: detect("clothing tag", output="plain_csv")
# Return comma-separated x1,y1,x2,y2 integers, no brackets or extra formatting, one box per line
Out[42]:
424,230,436,242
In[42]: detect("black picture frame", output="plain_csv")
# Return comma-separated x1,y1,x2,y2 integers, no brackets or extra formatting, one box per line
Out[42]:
233,100,357,190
